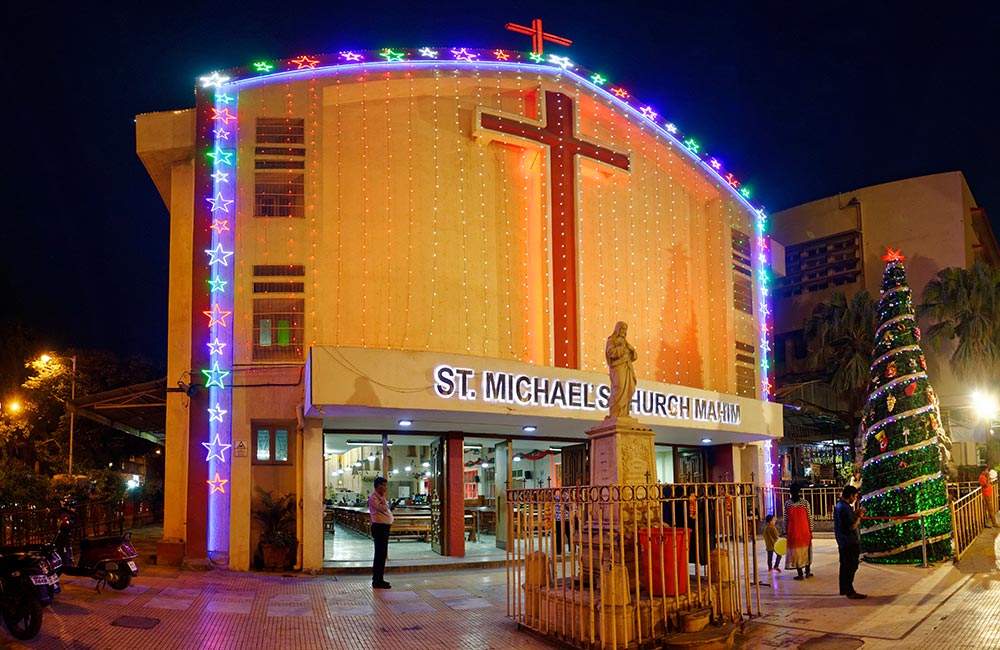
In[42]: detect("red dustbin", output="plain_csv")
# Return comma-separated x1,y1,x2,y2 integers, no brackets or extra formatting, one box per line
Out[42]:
638,527,689,596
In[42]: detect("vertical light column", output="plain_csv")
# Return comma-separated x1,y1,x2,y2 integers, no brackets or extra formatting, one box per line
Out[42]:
200,73,237,557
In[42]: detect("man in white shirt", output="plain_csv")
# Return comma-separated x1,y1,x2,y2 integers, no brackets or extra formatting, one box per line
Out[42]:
368,477,394,589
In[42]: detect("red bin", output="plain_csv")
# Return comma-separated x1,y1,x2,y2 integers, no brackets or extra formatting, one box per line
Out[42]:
638,527,689,596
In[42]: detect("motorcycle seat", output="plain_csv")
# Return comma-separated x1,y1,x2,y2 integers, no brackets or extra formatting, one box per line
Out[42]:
80,535,127,550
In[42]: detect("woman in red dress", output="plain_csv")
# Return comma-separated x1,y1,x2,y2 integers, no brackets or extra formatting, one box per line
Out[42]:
782,484,813,580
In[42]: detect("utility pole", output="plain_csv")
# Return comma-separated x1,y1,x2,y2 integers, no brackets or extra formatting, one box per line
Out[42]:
68,355,77,476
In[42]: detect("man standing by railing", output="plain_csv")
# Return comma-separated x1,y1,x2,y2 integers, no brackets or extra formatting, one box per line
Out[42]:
834,485,866,600
979,467,996,528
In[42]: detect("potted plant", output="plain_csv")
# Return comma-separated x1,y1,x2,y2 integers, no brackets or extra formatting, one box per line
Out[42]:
252,487,298,570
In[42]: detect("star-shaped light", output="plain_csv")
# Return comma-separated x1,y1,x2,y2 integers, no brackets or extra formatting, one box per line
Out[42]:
215,93,234,105
684,138,700,153
291,55,319,69
207,402,229,423
206,192,234,213
203,303,232,327
709,158,722,170
740,187,751,198
206,147,233,165
210,108,237,124
664,122,678,134
210,218,230,233
725,173,739,188
547,54,573,69
203,433,232,461
199,72,231,89
207,473,229,494
208,277,228,293
529,52,544,63
253,61,274,73
380,49,405,62
639,106,657,120
339,51,363,62
611,87,628,98
213,127,230,141
419,47,439,58
451,48,478,62
494,49,510,61
211,170,230,184
882,247,907,262
205,243,234,267
591,73,606,85
207,338,227,356
202,361,230,389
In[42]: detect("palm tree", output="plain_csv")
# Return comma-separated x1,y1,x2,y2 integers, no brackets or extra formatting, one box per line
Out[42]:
918,260,1000,466
918,259,1000,387
803,290,877,464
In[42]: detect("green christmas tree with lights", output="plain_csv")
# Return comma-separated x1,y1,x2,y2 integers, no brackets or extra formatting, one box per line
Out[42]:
858,248,952,563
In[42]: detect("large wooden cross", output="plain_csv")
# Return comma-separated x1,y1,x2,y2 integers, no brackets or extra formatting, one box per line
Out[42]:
478,91,631,369
505,18,572,55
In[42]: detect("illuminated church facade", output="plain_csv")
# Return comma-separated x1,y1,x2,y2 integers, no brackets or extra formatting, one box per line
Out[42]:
137,46,782,570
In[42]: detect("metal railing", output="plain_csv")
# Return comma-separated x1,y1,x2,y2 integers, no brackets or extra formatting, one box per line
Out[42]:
758,486,840,522
948,480,997,561
506,483,759,649
0,499,158,548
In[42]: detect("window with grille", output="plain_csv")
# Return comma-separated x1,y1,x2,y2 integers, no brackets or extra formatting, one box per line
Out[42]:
253,298,304,361
732,229,754,314
254,118,305,219
774,231,861,298
252,421,294,465
735,341,756,397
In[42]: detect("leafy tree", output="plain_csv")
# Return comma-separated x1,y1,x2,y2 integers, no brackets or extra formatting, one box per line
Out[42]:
918,259,1000,385
919,260,1000,465
803,290,877,464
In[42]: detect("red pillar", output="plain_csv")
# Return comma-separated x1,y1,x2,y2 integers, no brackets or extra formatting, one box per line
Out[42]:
444,432,465,557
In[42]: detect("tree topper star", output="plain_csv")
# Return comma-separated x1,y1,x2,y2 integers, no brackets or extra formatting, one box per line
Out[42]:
882,247,907,262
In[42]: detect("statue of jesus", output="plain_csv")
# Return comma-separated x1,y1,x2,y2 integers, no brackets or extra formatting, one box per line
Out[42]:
605,321,637,418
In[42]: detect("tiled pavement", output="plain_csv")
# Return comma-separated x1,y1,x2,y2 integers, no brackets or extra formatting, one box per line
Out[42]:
737,528,1000,649
3,527,998,649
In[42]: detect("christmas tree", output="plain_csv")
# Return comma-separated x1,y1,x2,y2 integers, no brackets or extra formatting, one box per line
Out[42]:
858,248,952,563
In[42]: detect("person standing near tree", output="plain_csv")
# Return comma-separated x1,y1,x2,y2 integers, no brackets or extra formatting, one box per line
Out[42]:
368,477,394,589
979,467,996,527
782,484,813,580
834,485,867,599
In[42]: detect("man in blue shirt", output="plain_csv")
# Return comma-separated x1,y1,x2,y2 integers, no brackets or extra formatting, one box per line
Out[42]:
834,485,866,599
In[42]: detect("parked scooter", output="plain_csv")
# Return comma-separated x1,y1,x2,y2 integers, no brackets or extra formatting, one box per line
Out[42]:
0,548,59,640
54,497,139,591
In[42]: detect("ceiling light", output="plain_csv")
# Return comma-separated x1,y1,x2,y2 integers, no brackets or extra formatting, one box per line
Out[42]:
392,468,399,474
522,425,537,432
701,437,713,444
398,419,412,427
513,455,522,462
367,454,376,462
347,440,393,446
422,462,430,468
404,465,412,471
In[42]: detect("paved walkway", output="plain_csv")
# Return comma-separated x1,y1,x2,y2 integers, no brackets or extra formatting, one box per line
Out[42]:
737,529,1000,649
2,527,997,649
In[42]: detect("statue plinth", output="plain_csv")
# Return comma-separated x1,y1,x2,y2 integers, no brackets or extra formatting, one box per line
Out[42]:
586,416,658,486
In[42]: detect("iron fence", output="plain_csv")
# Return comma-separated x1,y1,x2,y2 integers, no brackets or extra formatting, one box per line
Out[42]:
506,483,759,649
0,499,158,548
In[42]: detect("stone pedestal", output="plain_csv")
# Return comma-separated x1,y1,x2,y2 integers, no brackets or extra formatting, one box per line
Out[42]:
586,416,658,487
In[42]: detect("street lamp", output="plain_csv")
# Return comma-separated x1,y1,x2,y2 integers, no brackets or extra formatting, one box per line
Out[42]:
38,354,77,475
972,390,999,466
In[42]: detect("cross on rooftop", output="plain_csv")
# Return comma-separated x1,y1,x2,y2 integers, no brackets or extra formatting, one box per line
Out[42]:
505,18,572,55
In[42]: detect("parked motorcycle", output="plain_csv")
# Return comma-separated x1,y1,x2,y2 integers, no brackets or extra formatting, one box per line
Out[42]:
54,498,139,591
0,549,59,640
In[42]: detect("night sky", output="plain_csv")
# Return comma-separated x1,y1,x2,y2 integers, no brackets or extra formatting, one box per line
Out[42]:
4,2,997,369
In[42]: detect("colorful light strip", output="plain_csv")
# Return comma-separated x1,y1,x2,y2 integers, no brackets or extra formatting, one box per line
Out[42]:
201,77,236,555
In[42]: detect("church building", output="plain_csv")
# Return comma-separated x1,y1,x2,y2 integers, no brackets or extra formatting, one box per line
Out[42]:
136,43,782,570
